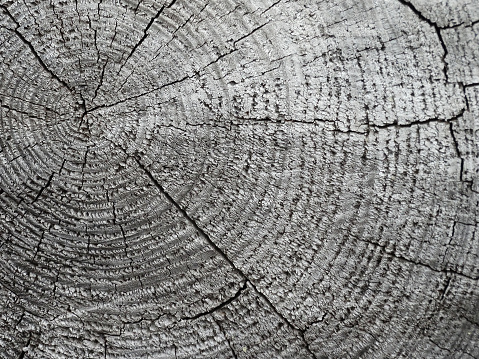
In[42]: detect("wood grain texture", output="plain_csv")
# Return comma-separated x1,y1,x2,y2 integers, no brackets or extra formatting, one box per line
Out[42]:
0,0,478,357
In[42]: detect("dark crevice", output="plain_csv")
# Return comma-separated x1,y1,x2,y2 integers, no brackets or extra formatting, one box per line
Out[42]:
396,0,449,81
201,49,238,70
460,83,471,110
92,17,268,113
428,339,452,353
115,68,136,95
118,223,134,270
182,282,247,321
167,0,179,9
430,337,477,358
92,59,108,103
110,20,118,47
462,315,479,328
74,0,81,21
394,2,477,126
260,0,282,15
50,1,67,44
103,339,107,359
306,312,328,328
158,12,195,52
97,0,102,16
121,0,178,70
78,96,89,130
121,5,167,66
0,94,62,115
134,0,144,13
449,122,465,181
231,110,465,133
438,276,452,302
192,22,270,70
93,27,100,64
233,22,270,46
434,18,479,30
31,173,54,204
32,230,45,260
247,283,318,359
80,146,90,190
0,5,74,95
17,333,31,359
133,155,240,271
370,107,465,129
213,318,238,359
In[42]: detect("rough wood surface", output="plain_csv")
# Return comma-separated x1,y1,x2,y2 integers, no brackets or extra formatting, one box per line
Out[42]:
0,0,478,358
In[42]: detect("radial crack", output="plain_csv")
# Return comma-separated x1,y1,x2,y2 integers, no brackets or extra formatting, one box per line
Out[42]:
0,102,45,122
16,333,31,359
32,173,54,204
133,156,240,271
233,22,270,46
121,0,178,69
92,59,108,103
449,122,465,181
0,5,74,94
88,75,192,112
369,110,465,130
131,154,317,358
248,284,318,359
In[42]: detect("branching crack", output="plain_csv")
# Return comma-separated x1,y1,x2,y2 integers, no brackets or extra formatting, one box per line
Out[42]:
394,0,477,125
90,18,270,113
369,109,465,129
396,0,449,81
231,110,464,133
0,5,74,94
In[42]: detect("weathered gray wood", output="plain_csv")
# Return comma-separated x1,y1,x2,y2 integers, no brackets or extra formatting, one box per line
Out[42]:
0,0,478,357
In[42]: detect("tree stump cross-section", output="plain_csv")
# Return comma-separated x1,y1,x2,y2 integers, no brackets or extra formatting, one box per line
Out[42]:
0,0,478,358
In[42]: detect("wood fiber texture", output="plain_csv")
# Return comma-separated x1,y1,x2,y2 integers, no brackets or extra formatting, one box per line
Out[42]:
0,0,478,358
